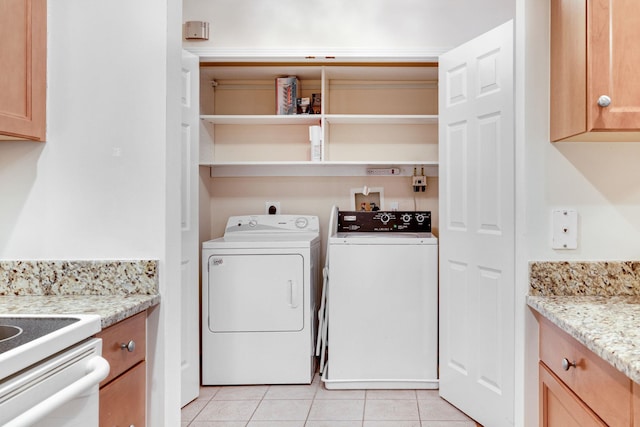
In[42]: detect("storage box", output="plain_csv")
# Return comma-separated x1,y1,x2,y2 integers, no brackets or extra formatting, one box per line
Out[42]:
275,76,299,115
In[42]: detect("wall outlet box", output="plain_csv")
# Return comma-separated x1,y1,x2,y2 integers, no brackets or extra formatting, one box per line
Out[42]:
551,209,578,249
412,176,426,186
265,201,280,215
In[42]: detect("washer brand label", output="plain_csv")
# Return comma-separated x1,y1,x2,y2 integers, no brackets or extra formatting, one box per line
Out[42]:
212,258,223,266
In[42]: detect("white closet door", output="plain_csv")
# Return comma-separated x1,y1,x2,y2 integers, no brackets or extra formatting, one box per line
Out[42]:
180,49,200,407
438,20,515,427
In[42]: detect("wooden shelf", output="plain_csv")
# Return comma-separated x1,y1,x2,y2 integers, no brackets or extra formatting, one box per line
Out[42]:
199,62,439,176
201,114,321,125
203,161,438,177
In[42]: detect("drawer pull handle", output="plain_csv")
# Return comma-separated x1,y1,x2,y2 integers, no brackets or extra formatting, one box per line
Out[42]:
120,340,136,352
561,358,576,371
597,95,612,107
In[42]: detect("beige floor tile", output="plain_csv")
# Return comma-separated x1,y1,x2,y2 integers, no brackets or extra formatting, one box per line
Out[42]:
213,385,269,400
364,399,420,421
366,389,417,400
305,421,363,427
251,399,312,421
418,399,472,421
247,421,304,427
194,400,260,422
197,386,221,401
315,387,366,400
189,422,247,427
421,422,477,427
182,399,208,422
263,383,319,399
364,421,421,427
415,390,441,400
308,399,365,421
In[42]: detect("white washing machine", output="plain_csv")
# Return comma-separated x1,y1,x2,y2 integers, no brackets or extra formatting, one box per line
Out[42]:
202,214,321,385
322,210,438,389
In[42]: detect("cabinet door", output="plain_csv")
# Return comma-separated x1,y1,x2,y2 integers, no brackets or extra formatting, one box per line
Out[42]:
589,0,640,131
634,382,640,427
99,361,146,427
0,0,46,141
539,363,606,427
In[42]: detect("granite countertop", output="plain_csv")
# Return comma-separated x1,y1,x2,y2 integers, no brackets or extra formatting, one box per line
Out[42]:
528,261,640,384
0,260,160,329
0,294,160,329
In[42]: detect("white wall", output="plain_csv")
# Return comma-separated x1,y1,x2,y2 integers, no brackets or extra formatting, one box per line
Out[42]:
0,1,182,425
183,0,515,51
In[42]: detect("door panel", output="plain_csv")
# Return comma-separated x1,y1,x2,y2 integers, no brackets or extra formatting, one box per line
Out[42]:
208,254,304,332
439,20,515,427
180,50,199,407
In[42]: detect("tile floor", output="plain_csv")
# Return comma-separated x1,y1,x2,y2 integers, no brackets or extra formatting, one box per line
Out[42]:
181,375,478,427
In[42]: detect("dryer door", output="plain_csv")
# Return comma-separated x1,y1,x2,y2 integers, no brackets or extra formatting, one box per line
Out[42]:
207,253,304,332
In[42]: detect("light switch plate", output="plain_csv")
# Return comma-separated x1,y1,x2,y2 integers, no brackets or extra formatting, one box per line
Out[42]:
551,209,578,249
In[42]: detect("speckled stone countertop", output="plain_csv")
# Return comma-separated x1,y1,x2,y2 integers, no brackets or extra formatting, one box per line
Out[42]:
528,261,640,384
0,294,160,328
0,260,160,328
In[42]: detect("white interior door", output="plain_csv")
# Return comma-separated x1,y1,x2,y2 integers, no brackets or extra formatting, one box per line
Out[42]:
438,20,515,427
180,49,200,407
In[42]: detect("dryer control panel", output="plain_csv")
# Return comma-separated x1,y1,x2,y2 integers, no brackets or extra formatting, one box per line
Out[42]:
224,215,320,235
337,211,431,232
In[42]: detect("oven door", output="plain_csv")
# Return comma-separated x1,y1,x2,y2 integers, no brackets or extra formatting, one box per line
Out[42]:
0,338,109,427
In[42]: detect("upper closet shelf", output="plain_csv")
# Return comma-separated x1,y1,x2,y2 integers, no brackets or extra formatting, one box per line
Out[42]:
201,114,438,126
204,161,439,178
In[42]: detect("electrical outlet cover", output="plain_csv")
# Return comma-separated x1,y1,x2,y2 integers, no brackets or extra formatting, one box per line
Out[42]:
265,201,281,215
551,209,578,249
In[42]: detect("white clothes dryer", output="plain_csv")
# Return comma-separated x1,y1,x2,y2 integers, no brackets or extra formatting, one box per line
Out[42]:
202,215,321,385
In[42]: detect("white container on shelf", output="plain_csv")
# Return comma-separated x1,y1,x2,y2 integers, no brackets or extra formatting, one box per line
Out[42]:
309,125,322,162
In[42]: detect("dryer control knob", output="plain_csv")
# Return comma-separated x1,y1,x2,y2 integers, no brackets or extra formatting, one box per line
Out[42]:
295,217,309,229
401,214,412,223
416,214,425,223
380,213,391,224
249,219,257,227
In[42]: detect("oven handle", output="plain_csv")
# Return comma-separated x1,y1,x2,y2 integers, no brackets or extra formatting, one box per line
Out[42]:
4,355,110,427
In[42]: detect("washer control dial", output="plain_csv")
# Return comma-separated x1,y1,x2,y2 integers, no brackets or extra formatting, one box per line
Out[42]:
295,217,309,229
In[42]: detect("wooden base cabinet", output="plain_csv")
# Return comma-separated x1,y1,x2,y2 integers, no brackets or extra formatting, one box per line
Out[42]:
551,0,640,142
97,311,146,427
537,316,634,426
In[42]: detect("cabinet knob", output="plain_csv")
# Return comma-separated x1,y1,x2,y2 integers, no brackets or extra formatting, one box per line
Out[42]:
120,340,136,352
561,358,576,371
597,95,612,107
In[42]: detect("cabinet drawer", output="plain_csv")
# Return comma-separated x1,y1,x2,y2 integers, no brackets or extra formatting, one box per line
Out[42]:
97,311,146,386
539,317,631,426
539,362,606,427
99,361,146,427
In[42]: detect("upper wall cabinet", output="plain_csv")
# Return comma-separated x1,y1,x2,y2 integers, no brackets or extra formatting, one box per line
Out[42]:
198,61,439,177
551,0,640,142
0,0,47,142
